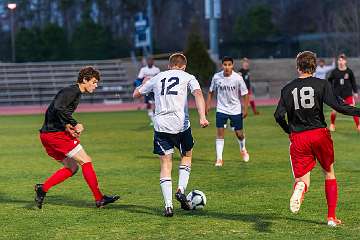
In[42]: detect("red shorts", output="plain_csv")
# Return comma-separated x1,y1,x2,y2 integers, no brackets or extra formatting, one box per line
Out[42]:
40,131,81,161
289,128,334,178
344,96,355,106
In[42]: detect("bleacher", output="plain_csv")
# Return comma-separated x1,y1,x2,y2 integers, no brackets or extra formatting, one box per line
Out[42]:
0,59,132,106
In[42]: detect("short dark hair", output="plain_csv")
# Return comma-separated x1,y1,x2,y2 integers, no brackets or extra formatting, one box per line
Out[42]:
169,53,187,67
296,51,317,74
77,66,100,83
338,53,347,60
222,56,233,64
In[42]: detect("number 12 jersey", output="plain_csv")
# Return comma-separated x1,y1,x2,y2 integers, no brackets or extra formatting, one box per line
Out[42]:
274,76,360,134
138,69,201,134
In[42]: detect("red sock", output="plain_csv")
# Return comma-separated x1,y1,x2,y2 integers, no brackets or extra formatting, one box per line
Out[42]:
43,167,73,192
325,179,338,219
250,100,257,113
353,116,359,126
330,112,336,124
82,162,103,201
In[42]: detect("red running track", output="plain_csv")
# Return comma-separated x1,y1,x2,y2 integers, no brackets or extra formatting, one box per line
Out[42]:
0,98,279,116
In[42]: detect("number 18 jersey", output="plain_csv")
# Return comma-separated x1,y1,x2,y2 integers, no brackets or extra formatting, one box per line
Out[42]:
274,76,360,133
138,69,201,134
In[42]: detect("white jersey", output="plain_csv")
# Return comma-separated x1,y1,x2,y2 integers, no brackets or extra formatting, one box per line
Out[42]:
138,69,200,134
137,65,160,80
314,62,335,80
209,71,248,115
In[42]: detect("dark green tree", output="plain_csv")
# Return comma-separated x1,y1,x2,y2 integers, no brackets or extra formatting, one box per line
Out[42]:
70,17,113,60
41,24,68,60
235,5,277,41
184,30,216,87
15,27,44,62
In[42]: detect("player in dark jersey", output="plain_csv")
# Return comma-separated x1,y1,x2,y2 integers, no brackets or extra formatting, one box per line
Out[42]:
35,66,119,209
274,51,360,227
328,54,359,132
239,58,259,115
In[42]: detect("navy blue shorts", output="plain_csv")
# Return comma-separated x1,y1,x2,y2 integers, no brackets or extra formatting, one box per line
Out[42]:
216,112,243,130
153,128,194,156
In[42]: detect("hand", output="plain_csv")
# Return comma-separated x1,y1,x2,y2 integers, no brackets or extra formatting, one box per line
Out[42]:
65,124,77,137
205,106,210,116
354,93,359,99
243,110,248,119
74,123,84,137
199,118,209,128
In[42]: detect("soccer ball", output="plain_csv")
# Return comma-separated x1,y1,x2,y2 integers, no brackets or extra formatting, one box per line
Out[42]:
186,190,207,210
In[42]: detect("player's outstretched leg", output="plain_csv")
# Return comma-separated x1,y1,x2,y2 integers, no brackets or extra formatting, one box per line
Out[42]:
35,158,78,209
329,111,336,132
72,148,120,208
324,165,341,227
160,154,174,216
290,174,309,214
235,130,249,162
176,151,192,211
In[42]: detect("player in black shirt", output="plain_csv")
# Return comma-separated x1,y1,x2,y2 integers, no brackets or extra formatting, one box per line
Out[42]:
328,54,359,132
274,51,360,227
239,58,259,115
35,66,119,209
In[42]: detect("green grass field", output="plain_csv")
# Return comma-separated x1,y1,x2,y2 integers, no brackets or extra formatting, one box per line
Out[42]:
1,106,360,239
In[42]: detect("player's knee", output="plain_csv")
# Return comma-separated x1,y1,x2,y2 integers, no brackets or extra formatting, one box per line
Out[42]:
236,131,244,139
70,165,79,176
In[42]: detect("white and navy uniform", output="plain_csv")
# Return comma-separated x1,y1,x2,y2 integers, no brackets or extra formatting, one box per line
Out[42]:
209,71,248,130
138,69,201,155
314,62,335,80
137,65,160,103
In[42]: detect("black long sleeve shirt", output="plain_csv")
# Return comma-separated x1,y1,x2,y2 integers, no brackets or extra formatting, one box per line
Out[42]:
328,68,357,99
239,68,251,90
40,85,82,132
274,77,360,134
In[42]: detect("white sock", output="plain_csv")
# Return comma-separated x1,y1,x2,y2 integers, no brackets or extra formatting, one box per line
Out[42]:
148,110,154,122
160,177,172,208
178,165,191,194
216,139,224,160
238,138,246,151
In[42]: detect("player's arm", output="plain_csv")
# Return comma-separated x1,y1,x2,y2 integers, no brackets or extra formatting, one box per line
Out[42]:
349,70,358,97
133,77,153,98
324,81,360,116
274,94,290,134
53,89,81,137
239,76,249,118
192,89,209,128
206,76,216,115
205,91,213,115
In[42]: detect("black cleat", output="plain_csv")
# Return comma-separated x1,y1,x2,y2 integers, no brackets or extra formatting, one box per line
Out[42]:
163,207,174,217
175,190,191,210
96,195,120,208
34,184,46,209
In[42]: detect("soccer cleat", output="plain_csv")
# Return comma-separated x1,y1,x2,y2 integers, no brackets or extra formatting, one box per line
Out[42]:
254,111,260,115
241,149,250,162
34,184,46,209
215,159,223,167
96,195,120,208
175,190,191,210
329,124,336,132
327,217,342,227
163,206,174,217
289,181,306,214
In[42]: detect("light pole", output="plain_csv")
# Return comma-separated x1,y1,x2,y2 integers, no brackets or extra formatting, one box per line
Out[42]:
8,3,16,62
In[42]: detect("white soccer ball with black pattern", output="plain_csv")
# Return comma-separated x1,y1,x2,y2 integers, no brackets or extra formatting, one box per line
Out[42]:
186,190,206,210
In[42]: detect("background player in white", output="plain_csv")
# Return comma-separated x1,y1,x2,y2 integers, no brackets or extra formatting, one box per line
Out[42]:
133,53,209,217
314,58,335,80
206,56,250,166
137,56,160,125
